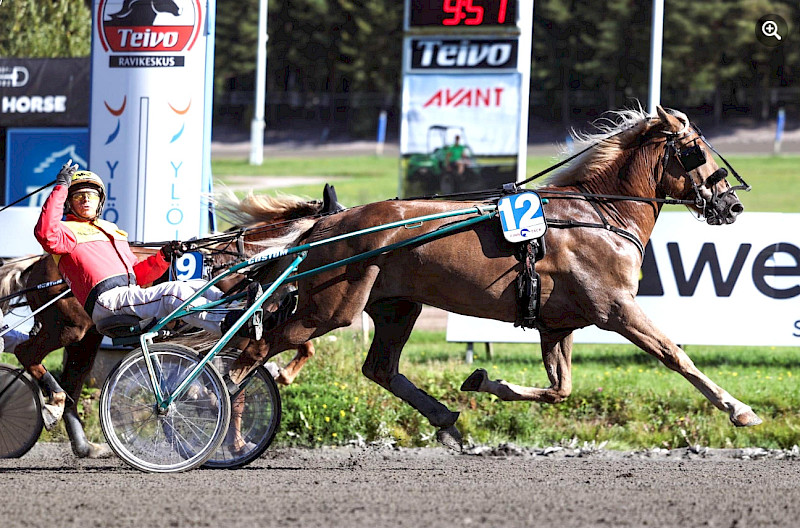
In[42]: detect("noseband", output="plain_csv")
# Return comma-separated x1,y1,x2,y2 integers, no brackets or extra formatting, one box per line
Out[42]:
661,122,751,220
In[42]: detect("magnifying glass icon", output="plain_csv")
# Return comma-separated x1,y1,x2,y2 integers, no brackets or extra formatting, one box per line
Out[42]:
762,20,782,40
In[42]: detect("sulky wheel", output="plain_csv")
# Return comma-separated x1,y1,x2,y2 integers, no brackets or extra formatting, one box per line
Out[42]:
202,352,282,469
99,343,231,473
0,364,44,458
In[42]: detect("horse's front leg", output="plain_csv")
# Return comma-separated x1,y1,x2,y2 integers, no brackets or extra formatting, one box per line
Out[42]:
275,342,315,386
603,298,761,427
460,331,574,403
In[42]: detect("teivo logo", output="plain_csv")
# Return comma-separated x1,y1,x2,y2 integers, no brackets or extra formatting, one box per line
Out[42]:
638,240,800,299
409,38,518,72
96,0,202,67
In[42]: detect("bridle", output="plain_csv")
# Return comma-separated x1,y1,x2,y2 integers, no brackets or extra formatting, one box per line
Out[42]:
660,117,750,222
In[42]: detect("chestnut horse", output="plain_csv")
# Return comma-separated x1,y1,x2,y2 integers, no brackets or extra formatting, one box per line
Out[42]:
226,107,761,449
0,191,336,457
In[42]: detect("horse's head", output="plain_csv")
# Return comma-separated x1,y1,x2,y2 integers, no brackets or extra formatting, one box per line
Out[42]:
154,0,181,16
109,0,181,22
653,106,747,225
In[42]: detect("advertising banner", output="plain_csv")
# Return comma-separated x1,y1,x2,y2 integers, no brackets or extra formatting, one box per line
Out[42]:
5,128,89,205
406,37,519,73
90,0,211,241
447,212,800,347
0,58,90,127
402,73,520,155
400,73,520,196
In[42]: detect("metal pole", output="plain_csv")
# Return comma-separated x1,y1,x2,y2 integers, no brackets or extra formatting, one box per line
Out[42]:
647,0,664,115
249,0,268,165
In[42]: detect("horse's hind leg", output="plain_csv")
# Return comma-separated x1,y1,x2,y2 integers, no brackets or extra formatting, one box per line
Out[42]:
604,299,761,427
60,330,112,458
361,299,462,451
461,330,575,403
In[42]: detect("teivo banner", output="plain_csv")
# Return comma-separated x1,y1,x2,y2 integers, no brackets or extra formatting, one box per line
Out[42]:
406,37,519,73
447,212,800,347
90,0,210,241
0,58,90,127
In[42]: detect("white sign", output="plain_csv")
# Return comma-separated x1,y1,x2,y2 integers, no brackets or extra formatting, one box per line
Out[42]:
90,0,210,242
401,73,521,155
447,212,800,347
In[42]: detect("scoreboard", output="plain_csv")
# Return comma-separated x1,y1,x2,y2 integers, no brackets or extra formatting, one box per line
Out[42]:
400,0,533,197
407,0,519,29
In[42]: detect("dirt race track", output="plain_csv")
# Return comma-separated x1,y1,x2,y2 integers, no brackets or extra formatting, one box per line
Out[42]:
2,443,800,527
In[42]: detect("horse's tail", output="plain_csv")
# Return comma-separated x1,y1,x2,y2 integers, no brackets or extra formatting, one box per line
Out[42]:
0,255,41,312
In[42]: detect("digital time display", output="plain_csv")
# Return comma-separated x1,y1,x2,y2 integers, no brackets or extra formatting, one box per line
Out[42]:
408,0,518,29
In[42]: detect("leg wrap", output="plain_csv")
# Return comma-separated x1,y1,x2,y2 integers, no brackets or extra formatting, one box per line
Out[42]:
39,371,66,399
63,406,90,457
389,374,459,428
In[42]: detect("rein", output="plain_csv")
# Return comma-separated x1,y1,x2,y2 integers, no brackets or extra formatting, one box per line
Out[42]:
0,179,56,214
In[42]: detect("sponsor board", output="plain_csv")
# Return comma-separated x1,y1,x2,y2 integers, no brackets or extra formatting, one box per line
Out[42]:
5,128,89,205
90,0,210,241
0,58,90,127
401,73,521,155
447,212,800,346
407,37,518,73
1,128,89,257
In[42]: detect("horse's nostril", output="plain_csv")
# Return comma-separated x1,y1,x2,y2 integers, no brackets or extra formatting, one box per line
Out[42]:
730,203,744,215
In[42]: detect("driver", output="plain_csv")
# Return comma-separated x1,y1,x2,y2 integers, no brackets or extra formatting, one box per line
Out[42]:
445,135,468,176
30,160,263,425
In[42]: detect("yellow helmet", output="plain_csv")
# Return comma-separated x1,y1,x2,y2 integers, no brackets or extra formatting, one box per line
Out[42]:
67,170,106,217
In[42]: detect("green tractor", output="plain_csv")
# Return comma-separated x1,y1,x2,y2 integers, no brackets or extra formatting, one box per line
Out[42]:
406,125,479,195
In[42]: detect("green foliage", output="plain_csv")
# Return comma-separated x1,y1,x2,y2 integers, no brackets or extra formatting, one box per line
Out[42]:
0,0,91,57
270,334,800,449
532,0,800,122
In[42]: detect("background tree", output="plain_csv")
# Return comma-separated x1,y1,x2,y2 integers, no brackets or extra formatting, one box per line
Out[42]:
0,0,91,57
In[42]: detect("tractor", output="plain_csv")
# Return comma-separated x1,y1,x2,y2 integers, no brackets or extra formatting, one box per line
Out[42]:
406,125,479,195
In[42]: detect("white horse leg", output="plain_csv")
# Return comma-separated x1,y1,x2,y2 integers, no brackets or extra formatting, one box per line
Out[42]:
461,331,574,403
603,298,761,427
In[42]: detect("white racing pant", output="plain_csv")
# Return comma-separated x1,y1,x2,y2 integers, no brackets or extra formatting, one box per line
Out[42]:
92,280,227,335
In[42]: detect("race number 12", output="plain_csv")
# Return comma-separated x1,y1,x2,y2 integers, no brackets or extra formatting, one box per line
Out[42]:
497,192,547,243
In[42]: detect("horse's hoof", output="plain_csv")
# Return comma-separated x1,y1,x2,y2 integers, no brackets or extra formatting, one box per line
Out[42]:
460,369,487,392
731,410,763,427
85,442,114,459
42,402,65,431
436,425,463,452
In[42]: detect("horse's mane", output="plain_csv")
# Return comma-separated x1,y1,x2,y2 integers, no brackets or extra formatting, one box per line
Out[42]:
214,191,323,228
541,106,689,187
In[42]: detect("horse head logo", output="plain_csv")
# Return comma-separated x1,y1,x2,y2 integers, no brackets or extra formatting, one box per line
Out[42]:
105,0,182,27
98,0,200,53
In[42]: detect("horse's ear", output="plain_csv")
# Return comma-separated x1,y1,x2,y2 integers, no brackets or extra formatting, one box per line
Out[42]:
656,106,683,133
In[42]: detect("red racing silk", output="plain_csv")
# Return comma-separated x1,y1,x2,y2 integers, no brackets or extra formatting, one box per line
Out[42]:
34,185,169,307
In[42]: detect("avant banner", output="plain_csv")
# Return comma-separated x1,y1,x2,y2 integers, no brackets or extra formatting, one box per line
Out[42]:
90,0,211,241
401,73,521,155
447,212,800,347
